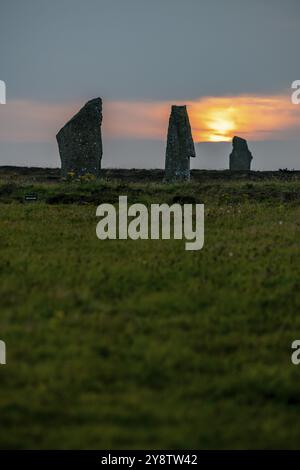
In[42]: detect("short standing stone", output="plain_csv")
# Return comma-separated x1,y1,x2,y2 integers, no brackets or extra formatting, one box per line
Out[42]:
56,98,103,178
165,105,196,181
229,136,253,171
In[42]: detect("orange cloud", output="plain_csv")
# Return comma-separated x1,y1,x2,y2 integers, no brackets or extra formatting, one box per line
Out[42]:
103,101,169,139
187,95,300,142
105,95,300,143
0,94,299,144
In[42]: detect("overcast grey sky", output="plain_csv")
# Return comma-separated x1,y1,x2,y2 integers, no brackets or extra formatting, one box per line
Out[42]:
0,0,299,169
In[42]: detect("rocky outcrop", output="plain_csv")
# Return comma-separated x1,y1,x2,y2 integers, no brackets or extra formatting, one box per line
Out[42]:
56,98,103,178
229,136,253,171
165,105,196,181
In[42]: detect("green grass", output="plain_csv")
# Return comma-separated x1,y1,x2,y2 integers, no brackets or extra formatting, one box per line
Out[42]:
0,176,300,449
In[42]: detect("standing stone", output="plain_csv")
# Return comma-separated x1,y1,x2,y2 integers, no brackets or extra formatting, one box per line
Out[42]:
229,136,253,171
165,105,196,181
56,98,103,178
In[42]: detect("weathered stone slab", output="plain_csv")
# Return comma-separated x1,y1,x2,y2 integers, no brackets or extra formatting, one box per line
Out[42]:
165,105,196,181
229,136,253,171
56,98,103,178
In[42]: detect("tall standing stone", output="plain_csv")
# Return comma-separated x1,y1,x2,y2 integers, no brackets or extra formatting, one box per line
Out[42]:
165,105,196,181
229,136,253,171
56,98,103,178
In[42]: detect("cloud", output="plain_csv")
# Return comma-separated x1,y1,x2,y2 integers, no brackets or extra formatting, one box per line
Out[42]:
0,94,299,144
188,95,300,142
0,100,80,142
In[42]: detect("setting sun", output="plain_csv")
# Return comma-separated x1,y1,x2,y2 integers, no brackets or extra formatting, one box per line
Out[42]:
188,103,239,142
187,95,299,143
205,111,236,142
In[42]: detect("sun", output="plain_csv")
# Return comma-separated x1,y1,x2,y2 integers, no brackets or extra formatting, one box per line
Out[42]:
189,103,238,142
207,111,236,142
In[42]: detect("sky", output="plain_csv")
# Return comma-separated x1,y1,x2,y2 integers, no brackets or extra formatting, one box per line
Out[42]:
0,0,300,170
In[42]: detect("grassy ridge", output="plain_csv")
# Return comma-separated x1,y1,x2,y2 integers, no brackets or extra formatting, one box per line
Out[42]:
0,173,300,449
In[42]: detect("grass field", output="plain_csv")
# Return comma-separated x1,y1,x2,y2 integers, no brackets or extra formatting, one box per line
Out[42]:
0,169,300,449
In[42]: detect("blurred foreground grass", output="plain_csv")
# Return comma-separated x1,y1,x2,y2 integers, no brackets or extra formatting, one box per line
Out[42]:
0,174,300,449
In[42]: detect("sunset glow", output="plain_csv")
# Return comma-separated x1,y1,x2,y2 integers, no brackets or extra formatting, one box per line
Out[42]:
105,94,300,143
187,95,300,142
196,107,237,142
0,94,299,144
